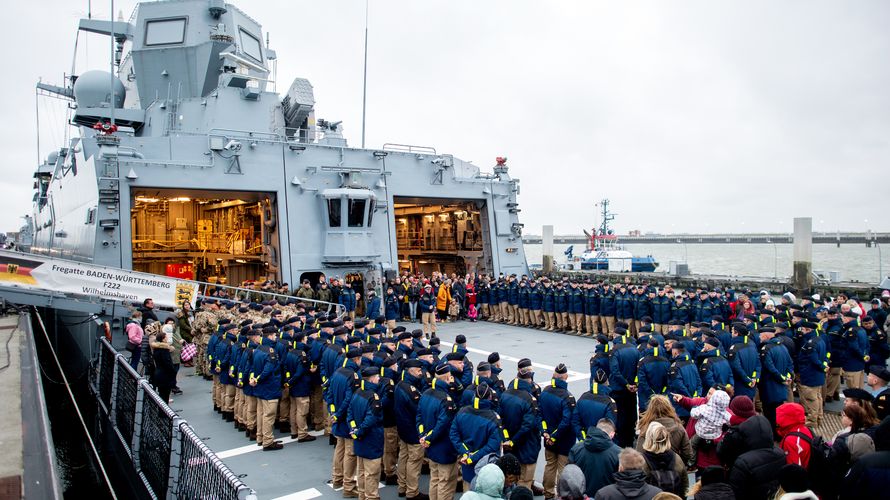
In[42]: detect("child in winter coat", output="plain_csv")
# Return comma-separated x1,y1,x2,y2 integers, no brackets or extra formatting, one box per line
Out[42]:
468,304,478,322
688,390,731,469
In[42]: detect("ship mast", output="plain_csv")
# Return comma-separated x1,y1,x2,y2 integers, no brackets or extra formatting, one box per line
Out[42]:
598,199,615,236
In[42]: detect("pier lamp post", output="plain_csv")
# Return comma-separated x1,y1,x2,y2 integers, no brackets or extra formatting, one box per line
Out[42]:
766,238,777,279
676,238,688,264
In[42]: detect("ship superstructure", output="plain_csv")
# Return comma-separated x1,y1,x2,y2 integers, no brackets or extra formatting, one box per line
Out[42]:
31,0,529,297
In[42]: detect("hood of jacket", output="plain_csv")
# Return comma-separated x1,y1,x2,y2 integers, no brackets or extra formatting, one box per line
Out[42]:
612,470,651,497
643,449,676,470
557,464,586,499
150,341,172,351
738,414,774,450
473,463,505,497
776,403,806,437
584,427,617,452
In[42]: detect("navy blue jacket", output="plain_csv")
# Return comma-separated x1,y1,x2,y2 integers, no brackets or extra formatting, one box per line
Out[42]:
636,348,670,410
797,332,828,387
542,287,556,313
671,300,691,324
417,380,458,464
385,293,401,320
347,381,384,459
615,293,633,319
554,288,568,313
540,379,576,456
419,291,437,312
632,294,651,320
518,285,530,309
584,290,600,316
589,344,611,386
529,286,543,310
283,343,311,397
394,373,424,443
867,326,889,363
339,287,356,312
759,339,793,403
568,288,585,314
250,337,283,401
599,290,616,317
507,282,519,306
841,323,869,372
450,397,503,483
697,348,733,392
608,337,639,392
728,336,761,399
572,384,616,440
651,296,673,325
826,319,846,368
499,378,542,465
325,359,360,438
668,354,702,417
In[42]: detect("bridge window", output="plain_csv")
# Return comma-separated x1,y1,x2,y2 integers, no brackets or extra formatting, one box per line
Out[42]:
145,18,187,46
348,199,366,227
327,199,341,227
239,28,263,62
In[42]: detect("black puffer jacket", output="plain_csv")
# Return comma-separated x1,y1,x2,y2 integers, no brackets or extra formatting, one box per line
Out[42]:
725,415,786,500
693,482,735,500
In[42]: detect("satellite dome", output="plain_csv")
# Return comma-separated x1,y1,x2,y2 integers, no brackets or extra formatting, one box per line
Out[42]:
73,70,126,108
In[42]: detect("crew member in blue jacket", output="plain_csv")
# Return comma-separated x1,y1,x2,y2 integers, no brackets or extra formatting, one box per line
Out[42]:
584,284,601,336
518,280,531,327
540,364,576,498
615,285,634,333
589,335,611,386
283,332,316,442
529,280,544,328
665,340,701,422
507,277,520,325
339,281,357,318
250,327,284,451
568,282,586,335
542,280,556,331
554,282,568,332
796,321,829,427
572,369,616,440
393,359,427,499
325,349,361,496
728,324,761,400
450,382,504,486
697,336,733,393
348,366,384,500
599,283,617,333
824,308,845,401
608,326,639,447
499,358,542,491
417,364,459,500
384,287,401,333
841,310,870,389
864,316,889,368
651,288,673,333
461,362,499,411
636,339,670,411
757,327,794,436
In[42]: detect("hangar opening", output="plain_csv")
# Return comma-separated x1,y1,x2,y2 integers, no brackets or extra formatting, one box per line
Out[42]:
393,197,492,276
129,189,281,286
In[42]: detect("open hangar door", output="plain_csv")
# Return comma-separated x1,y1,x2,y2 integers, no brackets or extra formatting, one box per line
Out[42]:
129,188,281,286
393,197,492,277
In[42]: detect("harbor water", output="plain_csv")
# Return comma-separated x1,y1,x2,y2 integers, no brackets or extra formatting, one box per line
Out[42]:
523,243,889,285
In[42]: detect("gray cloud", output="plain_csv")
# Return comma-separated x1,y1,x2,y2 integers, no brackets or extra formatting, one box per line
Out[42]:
4,0,888,235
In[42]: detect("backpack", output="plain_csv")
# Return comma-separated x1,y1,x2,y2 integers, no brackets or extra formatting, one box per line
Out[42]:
642,452,683,495
784,428,831,474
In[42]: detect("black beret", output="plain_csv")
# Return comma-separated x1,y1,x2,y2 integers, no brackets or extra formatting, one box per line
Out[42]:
842,311,859,319
333,327,349,336
456,334,467,344
555,363,568,375
615,326,628,335
475,382,491,400
665,333,681,342
361,345,375,354
382,357,398,368
361,366,378,377
477,362,492,372
641,316,653,323
828,307,838,314
799,321,819,330
320,321,335,328
870,366,890,382
711,315,724,322
647,338,659,347
596,335,609,344
429,337,441,346
668,319,682,326
270,310,282,316
238,306,249,313
698,327,714,336
218,318,232,325
705,337,721,348
639,325,652,333
392,326,407,334
757,326,776,333
354,319,368,327
345,349,362,359
375,316,386,324
261,325,277,334
435,364,450,376
843,388,873,402
303,327,319,335
397,331,412,341
732,324,748,335
488,352,500,364
774,322,788,330
412,329,423,339
416,348,433,357
615,321,628,329
593,368,608,384
518,358,532,369
239,319,253,327
347,335,363,345
445,352,464,361
403,359,423,369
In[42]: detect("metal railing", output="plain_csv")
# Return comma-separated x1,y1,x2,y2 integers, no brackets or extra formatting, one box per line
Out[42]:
91,338,256,500
194,281,346,317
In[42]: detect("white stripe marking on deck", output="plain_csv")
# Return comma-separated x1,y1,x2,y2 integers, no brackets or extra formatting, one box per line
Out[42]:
437,340,588,383
216,430,324,459
272,488,323,500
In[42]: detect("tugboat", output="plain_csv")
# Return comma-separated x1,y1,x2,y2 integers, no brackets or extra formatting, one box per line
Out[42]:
579,199,658,272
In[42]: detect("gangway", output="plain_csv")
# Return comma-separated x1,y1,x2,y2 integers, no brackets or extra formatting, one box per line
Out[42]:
0,249,345,318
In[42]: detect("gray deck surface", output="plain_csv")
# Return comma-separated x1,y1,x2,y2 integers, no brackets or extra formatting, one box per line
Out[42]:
169,320,845,500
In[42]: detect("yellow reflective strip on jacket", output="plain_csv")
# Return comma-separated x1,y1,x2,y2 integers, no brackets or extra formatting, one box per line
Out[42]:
654,347,659,357
593,382,598,394
286,372,291,379
541,421,548,431
330,404,336,413
473,398,479,409
418,424,424,433
380,367,385,377
513,379,519,390
462,443,470,451
502,429,510,439
826,352,832,359
361,380,365,391
716,349,720,357
350,420,356,428
581,430,587,439
342,359,347,367
551,379,556,388
634,376,639,383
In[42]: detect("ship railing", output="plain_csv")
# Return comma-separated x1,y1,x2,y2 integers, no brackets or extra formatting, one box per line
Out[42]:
92,338,257,500
192,281,347,318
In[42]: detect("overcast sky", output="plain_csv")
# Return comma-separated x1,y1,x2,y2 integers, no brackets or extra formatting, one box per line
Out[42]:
3,0,889,236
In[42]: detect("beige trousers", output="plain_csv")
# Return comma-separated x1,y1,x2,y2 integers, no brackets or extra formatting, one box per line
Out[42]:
310,385,326,431
245,395,258,429
823,367,842,399
333,437,358,494
428,460,458,500
383,427,399,477
799,384,823,427
518,462,536,489
289,396,310,438
224,384,236,413
357,456,382,500
397,440,424,496
844,370,864,390
257,398,279,446
543,450,568,498
422,312,437,335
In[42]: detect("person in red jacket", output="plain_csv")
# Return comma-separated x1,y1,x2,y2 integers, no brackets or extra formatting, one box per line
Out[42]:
776,402,813,469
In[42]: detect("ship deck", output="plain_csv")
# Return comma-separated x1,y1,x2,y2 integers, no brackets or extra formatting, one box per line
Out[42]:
168,320,845,500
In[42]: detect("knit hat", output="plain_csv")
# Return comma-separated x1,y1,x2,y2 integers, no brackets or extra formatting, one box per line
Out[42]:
700,465,726,485
556,464,586,500
691,390,731,439
847,432,876,462
729,395,756,423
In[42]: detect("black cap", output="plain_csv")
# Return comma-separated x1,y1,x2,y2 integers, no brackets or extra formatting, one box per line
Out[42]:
435,364,450,376
705,337,721,348
403,359,423,369
375,315,386,324
475,382,491,400
593,368,608,384
615,326,627,335
347,335,363,345
732,324,748,336
518,358,532,369
596,334,609,344
842,311,859,319
870,366,890,382
799,321,819,330
392,326,407,334
345,349,362,359
555,363,568,375
843,388,874,402
445,352,464,361
477,362,492,372
218,318,232,325
354,319,368,327
828,307,839,314
361,366,378,377
456,334,467,344
757,326,776,334
416,348,433,357
397,331,412,341
429,337,441,346
412,329,424,339
488,352,500,364
711,315,724,322
361,345,375,354
333,326,348,336
639,325,652,333
382,357,398,368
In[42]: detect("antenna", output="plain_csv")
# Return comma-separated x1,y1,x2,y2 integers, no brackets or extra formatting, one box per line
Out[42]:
109,0,114,127
360,0,369,148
